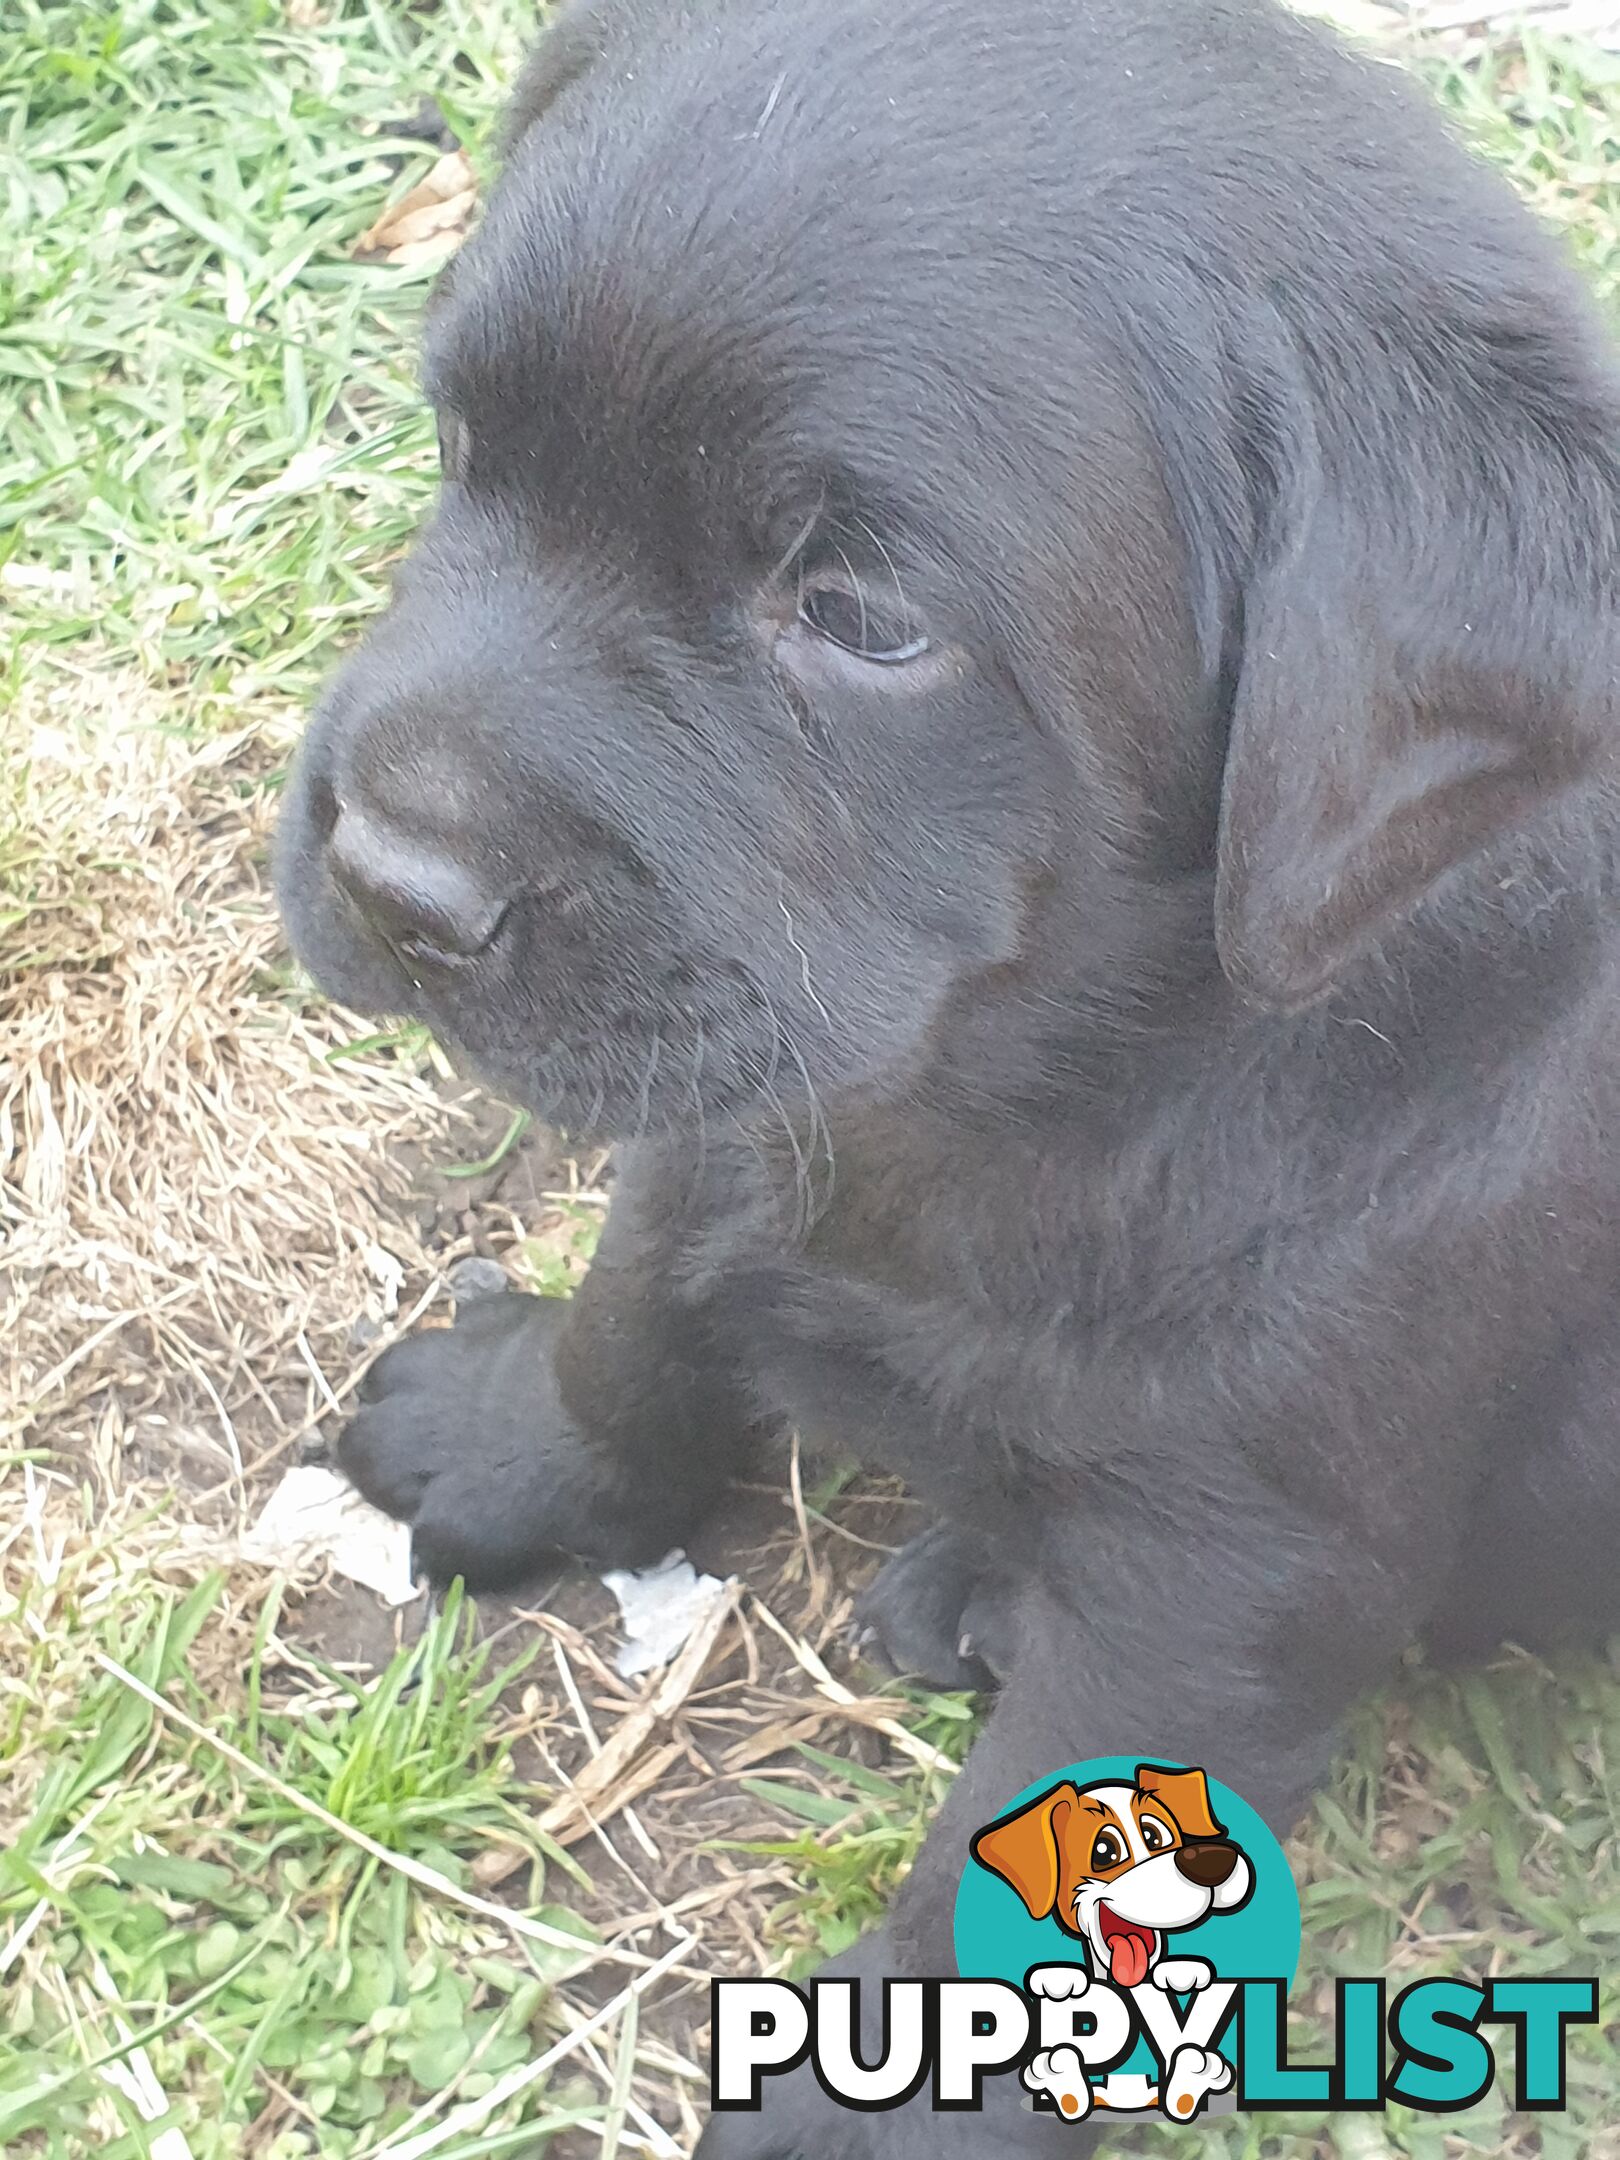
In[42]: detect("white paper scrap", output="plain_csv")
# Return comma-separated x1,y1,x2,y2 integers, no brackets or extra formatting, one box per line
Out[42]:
241,1466,422,1607
600,1549,727,1680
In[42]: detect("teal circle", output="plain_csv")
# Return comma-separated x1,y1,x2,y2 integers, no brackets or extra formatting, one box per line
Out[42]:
952,1757,1300,2085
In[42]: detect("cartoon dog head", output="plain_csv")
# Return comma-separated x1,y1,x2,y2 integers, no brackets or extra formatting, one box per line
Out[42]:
970,1764,1253,1989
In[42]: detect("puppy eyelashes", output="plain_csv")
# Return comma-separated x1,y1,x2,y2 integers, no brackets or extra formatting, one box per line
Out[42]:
792,534,931,667
797,572,930,665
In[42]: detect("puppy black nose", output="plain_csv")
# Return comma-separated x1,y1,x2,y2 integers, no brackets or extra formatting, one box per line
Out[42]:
1173,1840,1239,1888
328,810,509,966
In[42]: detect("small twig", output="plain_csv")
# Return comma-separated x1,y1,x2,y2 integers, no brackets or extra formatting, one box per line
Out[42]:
292,1330,344,1418
607,1874,782,1943
747,1594,959,1777
528,1581,743,1851
185,1356,247,1521
553,1635,662,1865
599,1989,638,2160
90,1952,196,2160
0,1793,115,1980
786,1434,828,1620
577,2027,681,2159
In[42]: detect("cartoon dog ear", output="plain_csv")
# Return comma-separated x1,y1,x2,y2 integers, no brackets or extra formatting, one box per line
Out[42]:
1211,296,1611,1013
969,1783,1080,1922
1135,1764,1225,1843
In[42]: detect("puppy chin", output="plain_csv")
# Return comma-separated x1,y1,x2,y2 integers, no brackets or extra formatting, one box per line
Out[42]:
442,1004,777,1144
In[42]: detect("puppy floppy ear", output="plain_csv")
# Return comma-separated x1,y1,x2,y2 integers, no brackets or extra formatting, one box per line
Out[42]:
1212,305,1612,1012
970,1782,1080,1922
503,0,612,153
1135,1763,1225,1843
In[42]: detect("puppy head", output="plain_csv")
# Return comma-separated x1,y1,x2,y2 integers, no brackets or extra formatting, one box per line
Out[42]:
971,1766,1252,1988
276,0,1619,1137
276,0,1196,1136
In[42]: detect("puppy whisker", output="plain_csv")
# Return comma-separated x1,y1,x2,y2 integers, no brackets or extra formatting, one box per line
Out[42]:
689,1019,710,1180
780,1026,835,1222
634,1026,662,1138
777,891,835,1037
758,1068,812,1232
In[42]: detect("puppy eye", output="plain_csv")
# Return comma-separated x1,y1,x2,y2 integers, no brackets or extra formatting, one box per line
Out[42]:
436,409,470,484
797,577,929,665
1140,1818,1170,1852
1090,1829,1125,1871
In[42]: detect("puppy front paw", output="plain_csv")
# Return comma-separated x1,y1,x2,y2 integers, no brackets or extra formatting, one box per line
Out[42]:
339,1292,664,1588
1022,2046,1093,2121
1160,2043,1233,2120
1026,1964,1092,2002
1151,1957,1213,1993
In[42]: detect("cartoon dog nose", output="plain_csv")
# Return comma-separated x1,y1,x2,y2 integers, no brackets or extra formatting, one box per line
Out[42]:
329,810,509,967
1173,1840,1239,1888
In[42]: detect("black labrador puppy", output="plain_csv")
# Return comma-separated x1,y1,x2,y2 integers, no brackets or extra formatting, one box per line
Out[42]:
276,0,1620,2149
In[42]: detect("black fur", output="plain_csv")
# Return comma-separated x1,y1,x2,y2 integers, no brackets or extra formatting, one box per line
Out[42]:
275,1,1620,2149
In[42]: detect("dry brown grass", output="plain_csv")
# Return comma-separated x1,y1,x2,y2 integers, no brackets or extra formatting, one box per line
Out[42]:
2,663,459,1503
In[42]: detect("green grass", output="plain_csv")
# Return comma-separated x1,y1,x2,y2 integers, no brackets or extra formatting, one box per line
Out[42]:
730,1708,979,1974
0,1521,624,2158
1,0,535,719
1425,31,1620,310
4,2,1619,2154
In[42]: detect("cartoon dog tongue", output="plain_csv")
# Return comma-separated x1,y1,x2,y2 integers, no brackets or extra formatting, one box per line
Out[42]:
1098,1907,1155,1988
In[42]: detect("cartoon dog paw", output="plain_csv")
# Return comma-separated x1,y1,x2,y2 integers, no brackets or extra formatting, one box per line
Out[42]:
1161,2043,1234,2120
1151,1957,1215,1994
1022,2046,1093,2121
1026,1964,1092,2002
